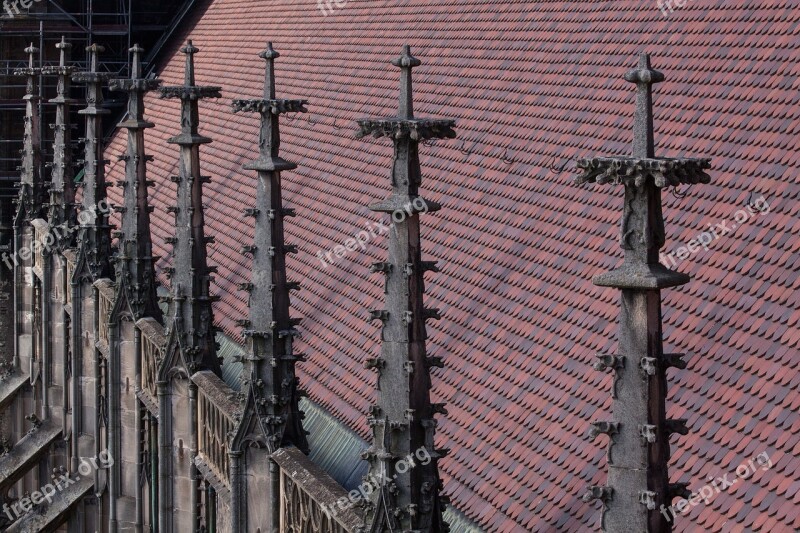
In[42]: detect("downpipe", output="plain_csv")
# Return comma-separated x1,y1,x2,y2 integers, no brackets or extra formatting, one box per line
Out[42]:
108,318,120,533
93,286,102,529
270,457,280,533
70,276,80,472
229,450,242,531
189,382,198,533
40,253,50,420
134,327,143,533
157,380,171,533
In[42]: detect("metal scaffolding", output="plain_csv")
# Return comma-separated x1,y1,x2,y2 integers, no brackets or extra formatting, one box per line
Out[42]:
0,0,196,236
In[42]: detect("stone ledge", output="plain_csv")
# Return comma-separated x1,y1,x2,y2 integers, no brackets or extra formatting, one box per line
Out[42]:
0,421,61,494
195,454,231,501
272,446,363,531
0,372,28,410
136,388,159,418
6,473,93,532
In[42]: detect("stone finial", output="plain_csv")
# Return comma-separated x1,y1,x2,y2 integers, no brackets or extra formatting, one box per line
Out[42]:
258,42,279,99
625,53,664,158
575,53,709,289
356,45,452,533
181,40,199,85
159,41,221,376
56,35,71,63
24,43,37,65
229,44,309,470
575,54,711,533
232,44,307,173
87,43,104,71
14,43,45,222
43,36,78,246
21,43,40,92
160,41,221,143
108,44,163,321
18,43,40,94
357,45,454,143
130,43,145,78
391,44,421,119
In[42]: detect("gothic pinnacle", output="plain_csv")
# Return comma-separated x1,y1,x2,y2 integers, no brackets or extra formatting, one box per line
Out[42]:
575,54,712,533
73,43,113,281
159,41,221,376
230,42,309,454
109,44,163,321
43,35,78,247
14,42,44,222
356,45,453,533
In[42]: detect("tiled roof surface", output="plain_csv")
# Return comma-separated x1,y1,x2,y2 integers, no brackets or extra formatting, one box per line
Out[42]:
104,0,800,531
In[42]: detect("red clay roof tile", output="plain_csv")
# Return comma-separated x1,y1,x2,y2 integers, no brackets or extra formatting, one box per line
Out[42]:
102,0,800,530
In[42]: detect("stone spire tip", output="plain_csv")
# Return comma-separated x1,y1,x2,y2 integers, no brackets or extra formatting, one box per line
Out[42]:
259,42,279,99
624,52,665,86
259,42,279,60
391,45,420,120
130,44,145,79
56,35,71,49
181,39,199,54
181,40,199,86
624,53,664,158
392,44,421,69
25,43,37,67
86,43,104,72
56,36,71,66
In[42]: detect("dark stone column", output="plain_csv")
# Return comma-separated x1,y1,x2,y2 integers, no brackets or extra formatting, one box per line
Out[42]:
577,54,711,532
108,43,163,533
158,41,221,533
159,41,222,377
356,45,454,533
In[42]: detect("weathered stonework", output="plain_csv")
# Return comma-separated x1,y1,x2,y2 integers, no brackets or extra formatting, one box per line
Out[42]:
157,41,222,533
228,42,310,532
107,44,164,533
0,38,453,533
577,54,710,533
356,45,452,533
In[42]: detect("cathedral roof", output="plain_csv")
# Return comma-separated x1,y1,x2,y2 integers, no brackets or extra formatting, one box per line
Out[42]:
104,1,800,530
